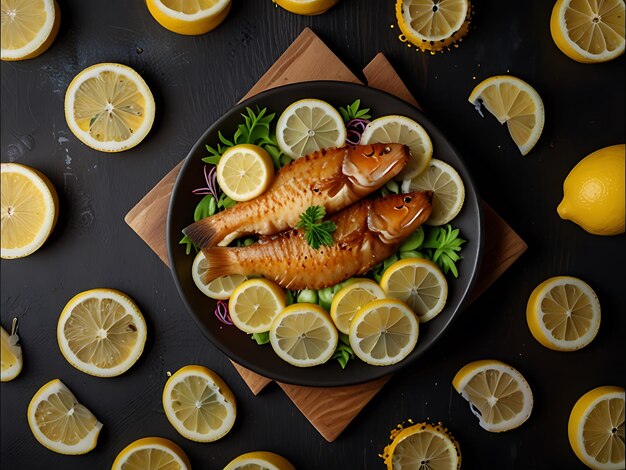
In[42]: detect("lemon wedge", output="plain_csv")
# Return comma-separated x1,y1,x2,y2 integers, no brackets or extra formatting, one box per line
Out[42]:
527,276,601,351
401,158,465,226
224,451,296,470
395,0,472,52
382,421,461,470
216,144,275,202
1,163,58,259
273,0,339,15
469,75,545,156
360,115,433,179
57,288,147,377
380,258,448,323
349,298,419,366
163,365,236,442
146,0,231,35
28,379,103,455
270,303,338,367
452,359,533,432
568,386,625,470
229,278,286,334
64,63,155,152
112,437,191,470
192,251,247,300
276,99,346,158
1,0,60,61
1,320,22,382
330,278,385,335
551,0,625,63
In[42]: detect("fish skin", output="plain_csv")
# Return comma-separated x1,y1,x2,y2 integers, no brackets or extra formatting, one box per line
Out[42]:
201,191,433,290
183,143,409,248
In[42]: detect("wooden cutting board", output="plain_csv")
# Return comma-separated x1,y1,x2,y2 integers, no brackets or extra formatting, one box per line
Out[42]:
125,28,527,442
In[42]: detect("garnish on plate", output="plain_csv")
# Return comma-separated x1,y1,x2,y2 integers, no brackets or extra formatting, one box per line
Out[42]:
423,225,466,278
340,99,372,146
296,206,337,250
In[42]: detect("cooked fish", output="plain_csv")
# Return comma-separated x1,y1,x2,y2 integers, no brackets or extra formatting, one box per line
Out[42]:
200,191,432,290
183,143,409,248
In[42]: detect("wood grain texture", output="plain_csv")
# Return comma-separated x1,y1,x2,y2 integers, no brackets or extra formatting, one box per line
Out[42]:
124,28,528,443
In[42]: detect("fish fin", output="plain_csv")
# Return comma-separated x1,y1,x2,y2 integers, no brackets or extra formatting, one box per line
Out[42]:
317,176,347,198
183,217,229,249
201,247,236,284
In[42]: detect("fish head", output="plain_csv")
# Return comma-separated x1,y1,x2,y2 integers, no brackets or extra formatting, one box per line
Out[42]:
342,144,409,194
367,191,433,244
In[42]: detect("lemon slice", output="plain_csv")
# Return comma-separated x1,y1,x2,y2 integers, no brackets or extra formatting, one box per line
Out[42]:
527,276,601,352
273,0,339,15
452,359,533,432
228,278,286,334
276,99,346,158
330,278,385,335
224,451,296,470
396,0,472,52
349,298,419,366
112,437,191,470
28,379,103,455
380,258,448,323
468,75,545,156
146,0,231,35
569,386,625,470
382,421,461,470
1,163,58,259
269,303,338,367
64,63,155,152
1,320,22,382
1,0,60,61
551,0,625,63
192,251,247,300
57,288,147,377
216,144,275,202
401,158,465,226
360,115,433,179
163,365,236,442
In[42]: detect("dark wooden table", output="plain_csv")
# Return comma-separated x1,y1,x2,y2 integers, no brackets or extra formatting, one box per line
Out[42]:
2,1,624,469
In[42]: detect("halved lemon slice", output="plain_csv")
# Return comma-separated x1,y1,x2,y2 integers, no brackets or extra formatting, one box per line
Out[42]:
276,99,346,158
57,288,147,377
360,115,433,179
401,158,465,226
1,163,58,259
112,437,191,470
192,251,247,300
162,365,236,442
28,379,103,455
1,320,22,382
468,75,545,156
569,385,625,470
229,278,286,334
452,359,533,432
216,144,274,202
146,0,231,35
1,0,60,61
349,298,419,366
270,303,338,367
330,278,385,335
64,63,155,152
382,421,461,470
396,0,472,52
527,276,601,351
551,0,625,63
224,451,296,470
380,258,448,323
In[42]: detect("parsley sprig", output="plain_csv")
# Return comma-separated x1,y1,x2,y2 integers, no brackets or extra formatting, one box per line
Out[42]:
339,99,372,122
422,225,466,277
333,334,355,369
296,206,337,250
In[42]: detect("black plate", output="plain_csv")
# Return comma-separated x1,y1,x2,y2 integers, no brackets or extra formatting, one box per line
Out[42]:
167,81,484,387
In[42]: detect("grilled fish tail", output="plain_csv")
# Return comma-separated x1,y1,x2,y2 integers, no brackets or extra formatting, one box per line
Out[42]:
183,215,232,249
200,247,237,284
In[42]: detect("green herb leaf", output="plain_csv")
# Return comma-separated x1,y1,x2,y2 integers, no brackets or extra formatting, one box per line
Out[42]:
179,235,196,255
251,332,270,345
193,195,217,222
422,225,466,277
333,334,355,369
339,99,372,122
217,193,237,209
296,206,337,250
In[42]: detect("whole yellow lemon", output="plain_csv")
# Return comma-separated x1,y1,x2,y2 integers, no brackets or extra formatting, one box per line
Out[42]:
557,144,625,236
